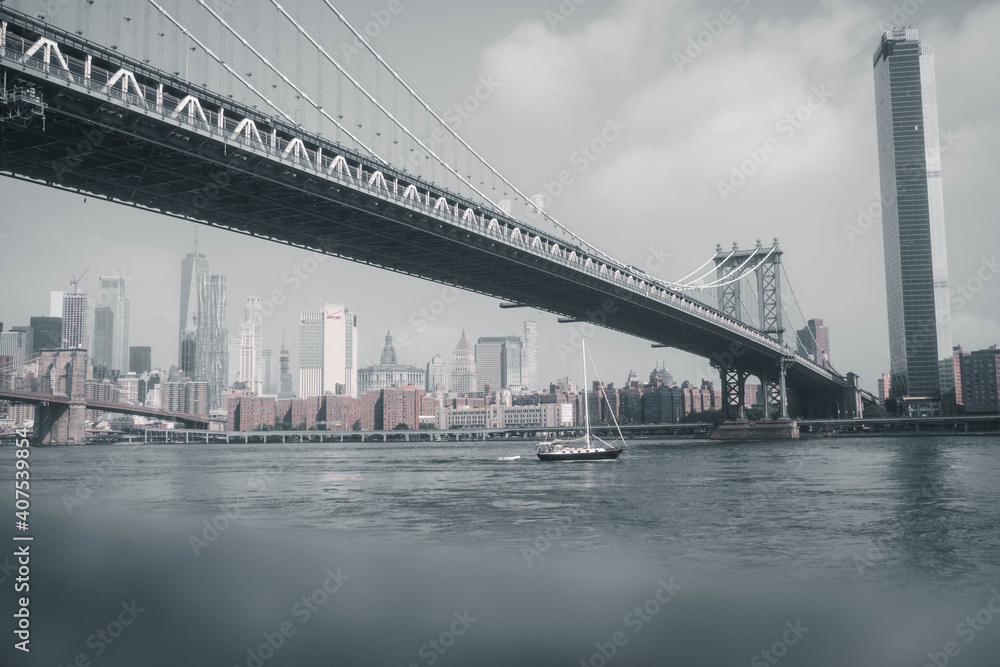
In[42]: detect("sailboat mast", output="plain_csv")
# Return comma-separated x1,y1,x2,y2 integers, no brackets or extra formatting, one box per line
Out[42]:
582,339,590,445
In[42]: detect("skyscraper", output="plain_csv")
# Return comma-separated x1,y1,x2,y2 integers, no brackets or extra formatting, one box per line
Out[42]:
93,307,114,377
129,346,152,375
240,297,263,394
61,291,88,349
322,303,358,397
179,330,197,376
450,331,477,395
97,276,130,374
873,29,952,408
475,335,523,391
795,318,831,369
30,316,62,352
426,353,447,392
0,331,26,377
195,274,229,409
299,310,324,398
178,249,209,365
522,320,539,392
262,349,274,394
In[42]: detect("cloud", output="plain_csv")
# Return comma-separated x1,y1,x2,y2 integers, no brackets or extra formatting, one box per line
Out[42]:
470,0,1000,388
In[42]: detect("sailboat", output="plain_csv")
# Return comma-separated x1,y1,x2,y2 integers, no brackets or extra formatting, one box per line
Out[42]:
536,339,626,461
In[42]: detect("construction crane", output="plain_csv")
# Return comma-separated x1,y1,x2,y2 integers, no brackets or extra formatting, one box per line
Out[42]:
70,268,89,294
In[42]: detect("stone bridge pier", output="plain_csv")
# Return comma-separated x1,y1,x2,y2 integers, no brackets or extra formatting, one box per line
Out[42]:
33,348,87,445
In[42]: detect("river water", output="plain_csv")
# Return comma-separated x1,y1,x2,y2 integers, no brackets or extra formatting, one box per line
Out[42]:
4,435,1000,666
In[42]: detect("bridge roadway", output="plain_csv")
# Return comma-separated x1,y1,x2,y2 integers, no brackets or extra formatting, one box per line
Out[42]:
0,388,212,429
0,11,854,412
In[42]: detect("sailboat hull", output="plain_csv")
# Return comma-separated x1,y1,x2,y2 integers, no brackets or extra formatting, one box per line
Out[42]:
537,448,623,461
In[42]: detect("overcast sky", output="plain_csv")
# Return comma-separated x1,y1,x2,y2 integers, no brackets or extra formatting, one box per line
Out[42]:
1,0,998,393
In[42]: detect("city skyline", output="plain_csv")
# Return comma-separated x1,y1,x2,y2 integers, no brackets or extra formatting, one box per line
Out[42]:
1,1,997,397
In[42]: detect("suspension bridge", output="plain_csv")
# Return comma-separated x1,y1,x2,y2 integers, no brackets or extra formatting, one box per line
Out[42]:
0,2,874,442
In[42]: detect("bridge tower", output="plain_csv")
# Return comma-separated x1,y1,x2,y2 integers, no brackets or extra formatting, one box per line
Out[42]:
34,348,87,445
713,239,784,339
711,240,797,437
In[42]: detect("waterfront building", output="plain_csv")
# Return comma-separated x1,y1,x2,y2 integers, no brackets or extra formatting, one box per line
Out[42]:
435,403,562,430
873,28,952,409
958,346,1000,414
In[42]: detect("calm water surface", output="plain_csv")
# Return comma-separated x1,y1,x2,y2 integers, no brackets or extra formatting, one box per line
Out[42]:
4,435,1000,666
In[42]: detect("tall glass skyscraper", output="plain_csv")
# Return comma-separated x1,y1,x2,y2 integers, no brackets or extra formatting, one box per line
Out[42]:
873,28,952,407
95,276,129,375
195,274,229,408
178,250,209,365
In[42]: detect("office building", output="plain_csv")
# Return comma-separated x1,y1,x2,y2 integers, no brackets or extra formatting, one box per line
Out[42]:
958,346,1000,414
179,329,197,376
450,331,477,395
129,346,152,376
522,320,539,392
358,330,425,394
178,250,209,366
0,332,26,377
262,350,274,395
878,374,892,405
322,303,358,397
61,291,88,349
10,326,32,364
30,316,62,353
240,297,263,394
299,311,324,398
426,353,447,392
93,307,115,377
873,29,952,407
97,276,130,374
475,335,523,392
796,318,832,369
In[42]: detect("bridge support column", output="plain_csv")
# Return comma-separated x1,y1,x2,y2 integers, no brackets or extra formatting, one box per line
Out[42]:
35,402,87,446
719,367,748,421
33,348,87,445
